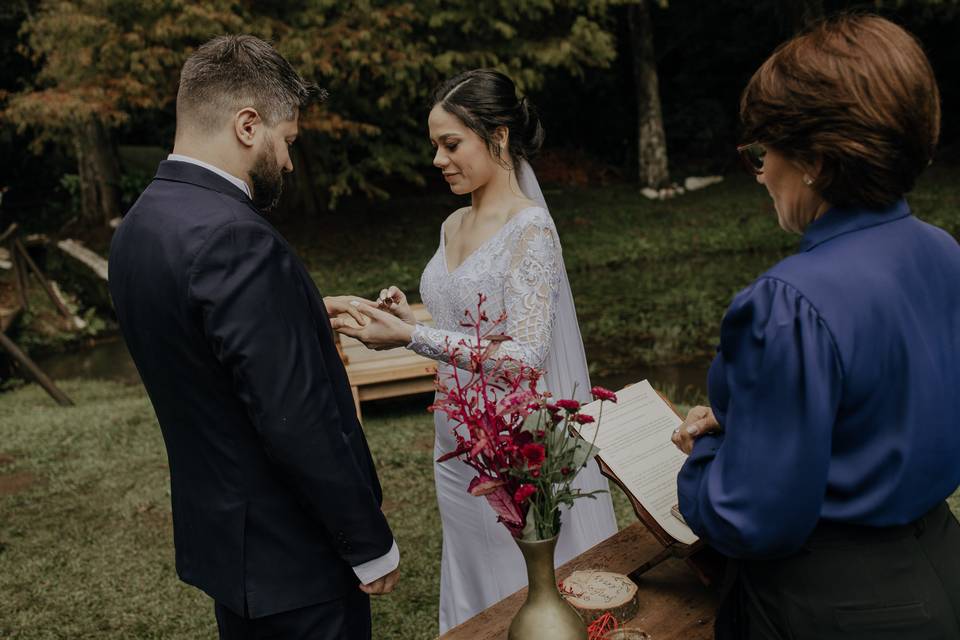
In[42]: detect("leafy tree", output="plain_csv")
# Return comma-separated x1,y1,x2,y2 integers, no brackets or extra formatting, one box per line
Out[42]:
2,0,244,227
281,0,633,208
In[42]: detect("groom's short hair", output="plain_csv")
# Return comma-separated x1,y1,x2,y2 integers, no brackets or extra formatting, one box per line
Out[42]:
177,35,324,132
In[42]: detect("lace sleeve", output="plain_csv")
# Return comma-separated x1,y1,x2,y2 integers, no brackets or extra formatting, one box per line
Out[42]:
496,219,560,368
406,215,561,371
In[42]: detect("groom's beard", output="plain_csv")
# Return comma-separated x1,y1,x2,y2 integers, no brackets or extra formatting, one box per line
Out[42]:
250,147,284,212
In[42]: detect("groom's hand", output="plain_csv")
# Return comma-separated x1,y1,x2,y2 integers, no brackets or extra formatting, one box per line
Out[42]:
335,303,415,350
324,295,374,328
359,566,400,595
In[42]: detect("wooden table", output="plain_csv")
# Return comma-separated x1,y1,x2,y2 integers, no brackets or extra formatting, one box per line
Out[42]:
439,523,719,640
336,303,437,421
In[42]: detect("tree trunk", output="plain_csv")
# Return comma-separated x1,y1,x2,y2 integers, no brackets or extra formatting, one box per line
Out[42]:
74,117,121,227
290,139,320,217
627,0,670,190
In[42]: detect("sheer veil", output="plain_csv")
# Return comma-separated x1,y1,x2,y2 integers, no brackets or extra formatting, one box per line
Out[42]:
518,160,593,404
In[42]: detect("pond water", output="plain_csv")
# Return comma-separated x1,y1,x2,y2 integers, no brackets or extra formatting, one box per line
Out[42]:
34,337,711,403
35,336,143,387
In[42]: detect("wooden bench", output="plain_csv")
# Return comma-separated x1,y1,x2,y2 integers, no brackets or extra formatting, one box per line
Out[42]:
439,522,719,640
337,303,437,421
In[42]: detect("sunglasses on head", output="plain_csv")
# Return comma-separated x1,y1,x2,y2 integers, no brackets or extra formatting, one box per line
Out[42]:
736,142,767,175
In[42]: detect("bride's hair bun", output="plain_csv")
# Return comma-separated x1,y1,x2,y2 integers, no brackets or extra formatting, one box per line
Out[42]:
431,69,544,170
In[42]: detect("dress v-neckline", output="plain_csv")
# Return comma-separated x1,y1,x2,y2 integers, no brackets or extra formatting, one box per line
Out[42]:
440,206,539,275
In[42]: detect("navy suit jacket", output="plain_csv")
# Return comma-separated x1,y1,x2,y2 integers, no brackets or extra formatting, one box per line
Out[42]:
109,161,394,617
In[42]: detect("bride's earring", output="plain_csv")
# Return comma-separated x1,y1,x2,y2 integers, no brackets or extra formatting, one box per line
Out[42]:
803,175,814,186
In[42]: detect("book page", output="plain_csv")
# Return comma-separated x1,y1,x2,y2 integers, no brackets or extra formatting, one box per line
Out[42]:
577,380,699,545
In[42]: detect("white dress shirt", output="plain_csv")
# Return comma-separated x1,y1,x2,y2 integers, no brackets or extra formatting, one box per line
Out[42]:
167,153,399,585
167,154,251,198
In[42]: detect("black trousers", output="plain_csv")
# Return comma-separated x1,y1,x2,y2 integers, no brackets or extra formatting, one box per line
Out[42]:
215,589,371,640
716,501,960,640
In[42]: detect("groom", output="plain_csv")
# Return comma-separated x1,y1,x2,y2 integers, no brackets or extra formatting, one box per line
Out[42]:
109,35,398,639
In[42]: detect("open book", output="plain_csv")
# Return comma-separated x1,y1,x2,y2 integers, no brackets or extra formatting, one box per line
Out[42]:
576,380,699,546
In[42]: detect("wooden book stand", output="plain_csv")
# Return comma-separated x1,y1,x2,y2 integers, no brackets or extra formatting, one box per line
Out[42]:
595,457,724,587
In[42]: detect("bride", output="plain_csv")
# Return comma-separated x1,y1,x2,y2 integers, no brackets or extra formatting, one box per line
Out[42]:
332,68,618,632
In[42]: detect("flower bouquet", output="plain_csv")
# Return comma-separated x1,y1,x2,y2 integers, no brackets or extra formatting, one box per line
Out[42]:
430,295,617,639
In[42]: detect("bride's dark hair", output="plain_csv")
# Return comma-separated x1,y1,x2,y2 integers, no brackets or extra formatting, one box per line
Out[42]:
431,69,544,171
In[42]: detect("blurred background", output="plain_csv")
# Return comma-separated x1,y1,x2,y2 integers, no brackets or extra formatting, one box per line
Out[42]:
0,1,958,638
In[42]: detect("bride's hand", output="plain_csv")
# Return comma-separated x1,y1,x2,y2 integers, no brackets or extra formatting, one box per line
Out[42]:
323,295,376,328
333,302,415,351
376,286,416,325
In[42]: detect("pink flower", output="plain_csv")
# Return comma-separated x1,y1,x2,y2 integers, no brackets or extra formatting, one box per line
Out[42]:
497,390,535,416
571,413,595,424
468,475,507,496
485,486,525,535
521,443,546,467
591,386,618,403
556,399,581,412
514,484,537,504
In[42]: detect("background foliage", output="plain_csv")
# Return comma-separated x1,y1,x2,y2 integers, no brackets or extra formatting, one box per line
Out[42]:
1,0,957,230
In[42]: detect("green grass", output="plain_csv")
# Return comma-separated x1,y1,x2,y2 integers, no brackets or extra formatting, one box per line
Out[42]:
2,168,960,637
0,380,635,638
292,165,960,376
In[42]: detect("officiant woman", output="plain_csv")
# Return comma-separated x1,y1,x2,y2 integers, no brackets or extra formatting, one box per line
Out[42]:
672,14,960,639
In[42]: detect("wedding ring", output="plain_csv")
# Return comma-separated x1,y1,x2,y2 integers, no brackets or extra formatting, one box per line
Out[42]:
673,427,681,435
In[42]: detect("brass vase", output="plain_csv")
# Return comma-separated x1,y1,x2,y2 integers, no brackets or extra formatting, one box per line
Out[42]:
508,536,587,640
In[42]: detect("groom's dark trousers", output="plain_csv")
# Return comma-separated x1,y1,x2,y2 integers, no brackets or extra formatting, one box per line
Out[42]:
109,160,393,639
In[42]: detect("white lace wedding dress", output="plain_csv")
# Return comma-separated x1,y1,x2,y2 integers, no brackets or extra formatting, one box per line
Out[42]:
407,203,619,633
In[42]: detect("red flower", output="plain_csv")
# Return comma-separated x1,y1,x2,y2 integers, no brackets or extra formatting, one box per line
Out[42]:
571,413,595,424
556,399,581,412
590,386,618,403
561,467,571,476
521,443,546,467
531,469,541,478
514,484,537,504
513,431,533,446
468,474,507,496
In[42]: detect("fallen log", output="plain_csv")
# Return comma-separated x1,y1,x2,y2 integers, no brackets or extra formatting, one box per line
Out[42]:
56,239,108,282
0,327,74,406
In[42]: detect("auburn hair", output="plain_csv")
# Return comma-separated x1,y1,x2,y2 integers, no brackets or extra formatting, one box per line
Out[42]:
740,14,940,209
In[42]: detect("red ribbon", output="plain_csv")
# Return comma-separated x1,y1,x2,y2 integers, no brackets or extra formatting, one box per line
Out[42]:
587,612,619,640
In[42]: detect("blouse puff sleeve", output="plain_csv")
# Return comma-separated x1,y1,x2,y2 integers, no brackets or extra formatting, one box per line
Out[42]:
406,214,561,372
677,276,844,559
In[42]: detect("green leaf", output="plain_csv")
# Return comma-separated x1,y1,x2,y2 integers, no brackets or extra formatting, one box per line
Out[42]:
570,436,600,469
521,410,548,433
521,504,539,541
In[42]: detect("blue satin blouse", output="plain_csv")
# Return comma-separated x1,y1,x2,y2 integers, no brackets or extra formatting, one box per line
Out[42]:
678,199,960,559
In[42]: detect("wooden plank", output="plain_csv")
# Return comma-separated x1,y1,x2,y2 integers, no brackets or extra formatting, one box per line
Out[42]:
337,303,438,418
347,360,436,387
440,523,718,640
356,377,436,402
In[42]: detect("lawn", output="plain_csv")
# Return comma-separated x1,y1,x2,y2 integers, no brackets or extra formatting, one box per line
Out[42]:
2,167,959,638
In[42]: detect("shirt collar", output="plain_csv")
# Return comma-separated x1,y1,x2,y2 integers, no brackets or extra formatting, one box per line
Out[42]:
800,199,912,252
167,154,251,198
